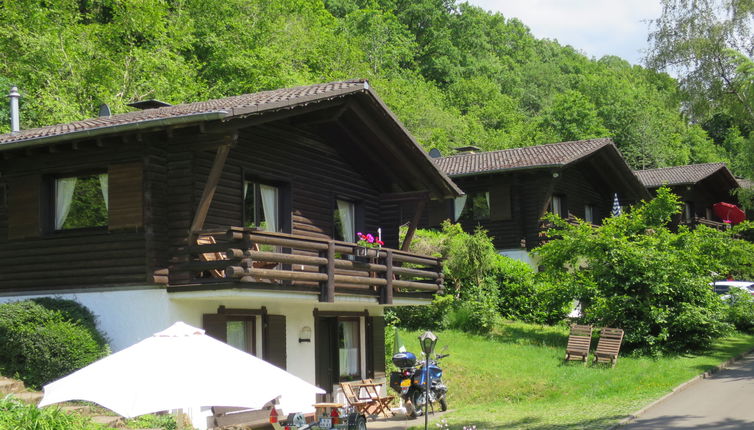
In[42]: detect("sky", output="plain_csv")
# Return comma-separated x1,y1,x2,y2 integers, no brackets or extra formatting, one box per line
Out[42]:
466,0,664,66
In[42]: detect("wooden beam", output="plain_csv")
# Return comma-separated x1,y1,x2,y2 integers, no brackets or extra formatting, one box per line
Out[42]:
401,199,427,252
380,190,430,203
189,134,236,234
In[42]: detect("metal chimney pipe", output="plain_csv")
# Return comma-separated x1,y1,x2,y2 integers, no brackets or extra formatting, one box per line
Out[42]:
8,86,20,133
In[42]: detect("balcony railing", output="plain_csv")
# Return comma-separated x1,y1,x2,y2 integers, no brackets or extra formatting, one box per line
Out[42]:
680,217,731,231
174,227,444,303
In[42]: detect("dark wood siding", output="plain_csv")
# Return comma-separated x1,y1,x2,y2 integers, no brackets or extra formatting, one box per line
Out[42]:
109,162,144,230
0,140,149,292
263,314,287,370
6,175,41,240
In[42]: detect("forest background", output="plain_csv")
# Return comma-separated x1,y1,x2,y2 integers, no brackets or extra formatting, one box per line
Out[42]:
0,0,751,180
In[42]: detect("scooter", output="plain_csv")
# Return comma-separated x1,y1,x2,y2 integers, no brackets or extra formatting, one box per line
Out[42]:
389,347,449,418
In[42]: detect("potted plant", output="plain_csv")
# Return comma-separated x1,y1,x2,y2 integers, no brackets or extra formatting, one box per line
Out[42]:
354,232,383,258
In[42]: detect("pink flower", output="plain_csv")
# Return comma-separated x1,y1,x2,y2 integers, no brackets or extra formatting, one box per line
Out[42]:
366,234,374,243
377,239,384,246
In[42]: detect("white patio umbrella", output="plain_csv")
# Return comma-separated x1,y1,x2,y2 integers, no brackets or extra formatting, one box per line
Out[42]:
38,321,324,418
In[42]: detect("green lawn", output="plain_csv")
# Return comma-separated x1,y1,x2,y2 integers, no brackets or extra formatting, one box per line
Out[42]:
399,322,754,429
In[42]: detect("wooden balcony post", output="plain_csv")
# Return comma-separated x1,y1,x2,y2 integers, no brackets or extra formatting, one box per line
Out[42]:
321,241,336,303
382,249,394,304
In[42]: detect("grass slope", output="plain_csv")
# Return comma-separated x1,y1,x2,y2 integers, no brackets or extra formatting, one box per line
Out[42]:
400,321,754,429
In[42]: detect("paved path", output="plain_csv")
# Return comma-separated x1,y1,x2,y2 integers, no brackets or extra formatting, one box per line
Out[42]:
367,410,447,430
621,354,754,429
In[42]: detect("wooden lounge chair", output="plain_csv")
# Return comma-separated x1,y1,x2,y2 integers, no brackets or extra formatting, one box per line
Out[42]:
197,234,278,279
593,327,624,367
360,378,394,418
339,382,373,417
564,324,593,363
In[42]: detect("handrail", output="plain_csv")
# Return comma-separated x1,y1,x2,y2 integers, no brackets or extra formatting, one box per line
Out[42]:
182,227,444,303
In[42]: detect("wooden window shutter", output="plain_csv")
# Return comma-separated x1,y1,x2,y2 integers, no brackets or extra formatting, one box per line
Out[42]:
263,314,287,370
490,184,512,221
365,316,386,379
108,162,143,230
7,175,41,240
314,316,336,392
203,313,227,343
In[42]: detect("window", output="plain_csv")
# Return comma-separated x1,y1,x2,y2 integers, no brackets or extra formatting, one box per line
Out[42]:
334,199,356,242
585,205,595,224
550,195,564,217
244,181,280,232
226,317,257,356
338,319,361,381
684,202,694,221
54,173,108,230
458,191,490,222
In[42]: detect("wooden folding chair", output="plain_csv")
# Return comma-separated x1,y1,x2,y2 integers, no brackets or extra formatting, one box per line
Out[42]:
339,382,372,416
360,378,394,418
593,327,624,367
564,324,593,363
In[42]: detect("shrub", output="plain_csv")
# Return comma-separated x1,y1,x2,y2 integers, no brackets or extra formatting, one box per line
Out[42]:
0,299,110,389
0,396,103,430
723,288,754,332
386,294,455,331
535,187,734,354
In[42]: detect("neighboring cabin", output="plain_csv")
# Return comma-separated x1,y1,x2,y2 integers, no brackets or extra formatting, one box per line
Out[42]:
428,139,650,265
634,163,744,229
0,80,460,412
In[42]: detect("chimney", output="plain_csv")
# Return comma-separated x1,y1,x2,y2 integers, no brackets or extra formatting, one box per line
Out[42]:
453,145,481,154
8,86,19,133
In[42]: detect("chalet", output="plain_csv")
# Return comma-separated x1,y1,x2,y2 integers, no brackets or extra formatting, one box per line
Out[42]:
428,139,650,265
0,80,461,409
634,163,745,229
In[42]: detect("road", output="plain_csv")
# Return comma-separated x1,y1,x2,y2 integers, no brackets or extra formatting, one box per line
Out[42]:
621,354,754,429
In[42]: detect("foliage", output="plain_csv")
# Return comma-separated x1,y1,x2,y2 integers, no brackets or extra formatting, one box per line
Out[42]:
124,413,177,430
647,0,753,177
0,396,104,430
0,0,738,171
0,300,110,389
723,288,754,332
535,187,745,354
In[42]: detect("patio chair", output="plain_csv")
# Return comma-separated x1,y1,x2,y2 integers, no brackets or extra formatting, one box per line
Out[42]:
564,324,593,363
360,378,394,418
197,235,277,279
593,327,624,367
339,382,373,417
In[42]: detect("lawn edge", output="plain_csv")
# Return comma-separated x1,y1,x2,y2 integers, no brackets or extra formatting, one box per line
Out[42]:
609,346,754,429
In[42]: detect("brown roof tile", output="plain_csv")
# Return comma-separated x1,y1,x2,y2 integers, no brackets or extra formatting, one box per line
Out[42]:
0,80,368,147
634,163,733,188
434,138,614,176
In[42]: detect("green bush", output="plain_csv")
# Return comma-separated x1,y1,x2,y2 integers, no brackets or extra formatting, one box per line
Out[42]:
723,288,754,332
386,294,455,331
535,187,735,354
0,299,110,389
0,396,103,430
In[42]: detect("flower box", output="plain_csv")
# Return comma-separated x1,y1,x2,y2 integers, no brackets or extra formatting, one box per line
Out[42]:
354,246,380,258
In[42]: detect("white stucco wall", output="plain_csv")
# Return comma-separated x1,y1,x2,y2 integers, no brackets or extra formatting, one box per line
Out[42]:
498,248,539,270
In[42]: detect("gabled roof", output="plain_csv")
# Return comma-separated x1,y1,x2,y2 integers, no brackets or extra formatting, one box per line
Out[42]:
0,79,462,199
0,80,369,149
434,138,613,177
634,163,739,189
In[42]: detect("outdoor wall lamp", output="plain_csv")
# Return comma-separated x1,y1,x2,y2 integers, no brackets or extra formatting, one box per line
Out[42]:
299,326,312,343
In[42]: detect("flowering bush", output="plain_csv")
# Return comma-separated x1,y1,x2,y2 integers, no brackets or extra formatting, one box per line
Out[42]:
356,232,384,248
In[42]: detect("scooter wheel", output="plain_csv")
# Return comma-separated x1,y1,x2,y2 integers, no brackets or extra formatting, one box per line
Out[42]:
439,395,448,412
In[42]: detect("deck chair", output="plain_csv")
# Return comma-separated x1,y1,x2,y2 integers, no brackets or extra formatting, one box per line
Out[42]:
197,235,226,278
339,382,373,417
197,235,278,279
564,324,593,363
360,378,394,418
593,327,624,367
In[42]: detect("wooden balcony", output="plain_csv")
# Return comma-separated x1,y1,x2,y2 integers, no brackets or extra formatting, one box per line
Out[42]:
170,227,444,303
679,217,731,231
